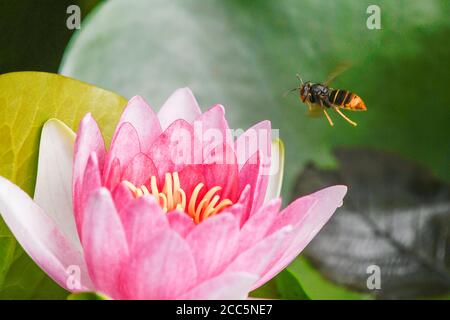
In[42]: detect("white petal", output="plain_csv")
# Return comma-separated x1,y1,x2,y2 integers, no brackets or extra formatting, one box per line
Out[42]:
157,87,202,130
0,177,92,291
34,119,81,249
263,139,285,204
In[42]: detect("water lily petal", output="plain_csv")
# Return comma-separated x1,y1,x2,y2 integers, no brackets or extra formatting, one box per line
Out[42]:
238,198,281,252
197,108,238,200
121,195,168,251
73,113,106,224
268,195,316,234
252,171,270,214
77,152,102,237
238,152,260,220
195,104,233,150
231,184,251,226
112,181,134,215
235,120,271,170
203,143,239,202
34,119,80,248
82,188,129,299
115,96,161,154
123,230,197,299
238,152,260,193
158,87,202,130
121,152,158,187
259,185,347,287
226,226,292,287
263,139,284,204
167,210,196,238
103,157,121,191
178,272,258,300
235,121,271,212
0,177,92,291
177,164,206,200
186,213,240,282
148,119,198,180
103,122,140,184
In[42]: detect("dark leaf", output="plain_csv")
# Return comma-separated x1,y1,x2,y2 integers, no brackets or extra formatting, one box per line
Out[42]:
293,147,450,299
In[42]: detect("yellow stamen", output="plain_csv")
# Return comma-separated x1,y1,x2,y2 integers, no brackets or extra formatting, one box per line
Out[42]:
150,176,159,199
211,199,233,216
163,172,173,210
141,185,150,195
189,183,204,218
179,188,186,210
122,172,233,224
159,193,168,212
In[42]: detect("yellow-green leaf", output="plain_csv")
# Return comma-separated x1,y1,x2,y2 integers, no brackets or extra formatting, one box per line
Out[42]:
67,292,109,300
0,71,127,299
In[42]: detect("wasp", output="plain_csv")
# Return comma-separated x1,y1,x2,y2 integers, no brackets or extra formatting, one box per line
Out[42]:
286,66,367,126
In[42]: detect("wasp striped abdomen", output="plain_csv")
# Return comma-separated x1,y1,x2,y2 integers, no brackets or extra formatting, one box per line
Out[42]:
329,89,367,111
292,74,367,126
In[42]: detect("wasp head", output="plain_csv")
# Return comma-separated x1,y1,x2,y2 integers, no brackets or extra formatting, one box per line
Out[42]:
300,82,312,102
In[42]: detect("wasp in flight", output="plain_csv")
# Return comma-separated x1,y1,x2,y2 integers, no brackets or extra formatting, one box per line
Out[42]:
286,66,367,126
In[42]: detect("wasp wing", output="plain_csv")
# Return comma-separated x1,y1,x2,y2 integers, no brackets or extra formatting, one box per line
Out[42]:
324,61,352,86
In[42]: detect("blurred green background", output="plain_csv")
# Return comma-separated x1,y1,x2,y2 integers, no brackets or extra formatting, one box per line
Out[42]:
0,0,100,74
0,0,449,299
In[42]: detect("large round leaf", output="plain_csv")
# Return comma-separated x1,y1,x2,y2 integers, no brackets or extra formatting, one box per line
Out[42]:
60,0,450,201
0,72,126,299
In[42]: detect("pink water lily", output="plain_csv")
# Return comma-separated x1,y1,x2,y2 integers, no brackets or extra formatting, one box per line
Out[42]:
0,88,346,299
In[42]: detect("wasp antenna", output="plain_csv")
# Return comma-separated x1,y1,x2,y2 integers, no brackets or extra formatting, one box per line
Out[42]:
283,87,298,98
296,73,304,85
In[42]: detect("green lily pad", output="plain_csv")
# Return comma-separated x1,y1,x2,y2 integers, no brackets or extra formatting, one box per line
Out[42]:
0,72,127,299
289,256,372,300
275,269,310,300
60,0,450,204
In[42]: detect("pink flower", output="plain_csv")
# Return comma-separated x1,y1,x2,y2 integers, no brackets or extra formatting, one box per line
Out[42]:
0,88,346,299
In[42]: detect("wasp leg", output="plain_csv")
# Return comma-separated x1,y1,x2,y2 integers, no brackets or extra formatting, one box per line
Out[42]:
318,99,334,126
323,109,334,126
334,107,357,126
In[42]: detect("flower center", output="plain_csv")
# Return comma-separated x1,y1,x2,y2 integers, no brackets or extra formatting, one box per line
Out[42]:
123,172,233,224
